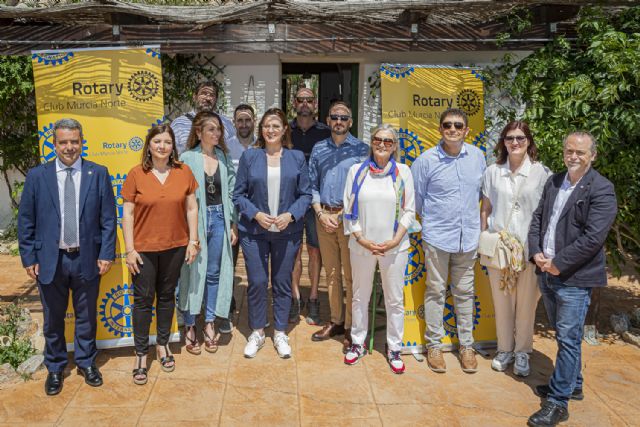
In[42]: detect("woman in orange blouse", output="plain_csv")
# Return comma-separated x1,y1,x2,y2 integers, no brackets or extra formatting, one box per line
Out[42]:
122,124,199,385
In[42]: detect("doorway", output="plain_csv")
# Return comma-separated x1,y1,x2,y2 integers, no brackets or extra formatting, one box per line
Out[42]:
282,62,359,137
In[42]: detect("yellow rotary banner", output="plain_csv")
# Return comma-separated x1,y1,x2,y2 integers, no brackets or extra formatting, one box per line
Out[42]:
32,46,177,349
380,65,496,351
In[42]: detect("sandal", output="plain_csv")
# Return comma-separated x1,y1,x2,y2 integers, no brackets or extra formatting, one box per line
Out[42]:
203,322,219,353
157,344,175,373
132,353,148,385
184,325,201,355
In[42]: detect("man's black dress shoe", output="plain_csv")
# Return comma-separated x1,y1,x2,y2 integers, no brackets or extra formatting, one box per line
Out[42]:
535,384,584,401
45,372,64,396
77,365,103,387
528,401,569,426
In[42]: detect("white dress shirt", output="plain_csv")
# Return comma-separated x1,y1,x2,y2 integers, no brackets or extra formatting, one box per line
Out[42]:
56,157,82,249
482,156,552,259
543,174,581,258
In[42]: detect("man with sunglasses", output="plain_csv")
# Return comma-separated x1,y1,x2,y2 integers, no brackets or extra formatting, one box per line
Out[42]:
289,87,331,325
171,80,236,154
308,101,368,351
411,108,486,374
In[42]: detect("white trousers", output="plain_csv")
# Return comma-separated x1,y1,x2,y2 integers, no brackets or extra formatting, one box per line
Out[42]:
487,262,540,353
350,249,407,352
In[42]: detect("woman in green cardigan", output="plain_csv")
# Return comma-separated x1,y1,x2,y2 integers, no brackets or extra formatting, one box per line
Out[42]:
178,111,237,354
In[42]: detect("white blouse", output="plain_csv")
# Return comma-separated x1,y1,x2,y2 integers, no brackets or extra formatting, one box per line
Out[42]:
343,162,416,255
267,165,281,232
482,155,552,259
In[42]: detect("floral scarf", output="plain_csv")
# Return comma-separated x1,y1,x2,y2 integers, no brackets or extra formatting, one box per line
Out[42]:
498,230,525,294
344,157,405,232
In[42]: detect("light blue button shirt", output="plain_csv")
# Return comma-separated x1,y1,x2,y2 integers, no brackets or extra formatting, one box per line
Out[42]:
308,133,369,207
170,111,236,155
411,141,486,253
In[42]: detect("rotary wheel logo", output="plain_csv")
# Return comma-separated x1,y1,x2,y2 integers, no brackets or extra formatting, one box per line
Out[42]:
456,89,481,116
417,304,425,321
31,52,74,66
127,71,159,102
405,234,425,286
398,128,423,166
39,123,88,163
380,65,415,79
99,284,155,337
443,288,481,338
110,173,127,229
128,136,143,152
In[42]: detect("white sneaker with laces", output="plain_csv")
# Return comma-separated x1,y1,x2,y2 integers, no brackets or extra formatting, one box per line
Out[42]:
513,352,530,377
273,333,292,359
344,344,365,365
491,351,515,372
244,330,265,358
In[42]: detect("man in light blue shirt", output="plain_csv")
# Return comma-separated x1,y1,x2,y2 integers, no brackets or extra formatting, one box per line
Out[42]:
226,104,257,171
170,81,236,154
308,101,368,350
411,108,486,374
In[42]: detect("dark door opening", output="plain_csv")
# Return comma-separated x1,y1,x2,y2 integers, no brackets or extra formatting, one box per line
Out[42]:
282,62,359,138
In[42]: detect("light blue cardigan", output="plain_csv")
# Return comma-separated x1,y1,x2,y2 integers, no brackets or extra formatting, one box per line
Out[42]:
178,146,237,318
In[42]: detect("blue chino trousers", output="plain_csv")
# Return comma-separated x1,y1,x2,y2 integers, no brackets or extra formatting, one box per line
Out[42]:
240,231,301,332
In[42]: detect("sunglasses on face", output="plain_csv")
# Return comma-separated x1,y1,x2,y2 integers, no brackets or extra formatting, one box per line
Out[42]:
504,135,527,144
329,115,351,122
296,97,315,103
371,136,395,148
441,121,465,130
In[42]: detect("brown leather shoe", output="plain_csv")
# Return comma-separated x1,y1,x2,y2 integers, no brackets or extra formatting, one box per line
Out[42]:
342,329,352,354
459,346,478,373
427,347,446,373
311,322,345,341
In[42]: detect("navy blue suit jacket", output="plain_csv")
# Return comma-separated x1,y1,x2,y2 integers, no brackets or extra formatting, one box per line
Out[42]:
528,167,617,287
233,148,312,236
18,159,117,285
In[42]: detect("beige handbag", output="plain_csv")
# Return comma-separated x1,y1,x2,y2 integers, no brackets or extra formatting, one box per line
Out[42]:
478,178,523,270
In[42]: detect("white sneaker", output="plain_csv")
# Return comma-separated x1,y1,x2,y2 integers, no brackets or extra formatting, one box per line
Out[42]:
273,333,291,359
513,352,530,377
244,330,265,358
491,351,515,372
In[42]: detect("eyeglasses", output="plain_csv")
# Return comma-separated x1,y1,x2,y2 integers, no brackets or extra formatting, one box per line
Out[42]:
504,135,527,144
329,115,351,122
296,97,315,103
441,121,465,130
371,136,395,148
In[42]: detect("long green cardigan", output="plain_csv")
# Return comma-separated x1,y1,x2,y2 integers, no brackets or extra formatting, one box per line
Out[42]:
178,146,237,318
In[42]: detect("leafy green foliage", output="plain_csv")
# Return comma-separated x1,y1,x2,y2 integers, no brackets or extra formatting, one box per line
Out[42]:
484,7,640,275
0,303,35,370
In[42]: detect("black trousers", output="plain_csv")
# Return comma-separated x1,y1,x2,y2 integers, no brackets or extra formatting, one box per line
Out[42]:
132,246,186,354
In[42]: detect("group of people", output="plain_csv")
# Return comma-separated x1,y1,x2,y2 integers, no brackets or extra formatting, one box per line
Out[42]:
18,80,617,427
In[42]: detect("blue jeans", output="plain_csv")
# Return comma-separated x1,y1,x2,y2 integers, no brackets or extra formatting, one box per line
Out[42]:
183,204,225,326
538,272,592,408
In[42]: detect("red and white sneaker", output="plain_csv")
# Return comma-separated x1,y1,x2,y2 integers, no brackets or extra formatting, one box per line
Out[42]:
344,344,365,365
387,350,405,374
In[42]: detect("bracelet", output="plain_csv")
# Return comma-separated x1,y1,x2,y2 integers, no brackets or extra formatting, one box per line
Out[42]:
189,240,200,246
354,234,362,242
316,210,323,219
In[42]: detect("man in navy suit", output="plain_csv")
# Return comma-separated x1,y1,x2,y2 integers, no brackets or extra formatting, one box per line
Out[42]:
527,131,617,426
18,118,116,395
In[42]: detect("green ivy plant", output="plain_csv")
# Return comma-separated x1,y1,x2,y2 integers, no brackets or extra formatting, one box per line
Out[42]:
483,6,640,276
0,302,35,370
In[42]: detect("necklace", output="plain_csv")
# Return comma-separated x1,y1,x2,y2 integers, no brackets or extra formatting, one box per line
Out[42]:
206,172,216,195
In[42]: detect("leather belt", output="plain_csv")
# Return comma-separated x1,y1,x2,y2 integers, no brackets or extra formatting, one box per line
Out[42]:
60,247,80,253
321,204,343,213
